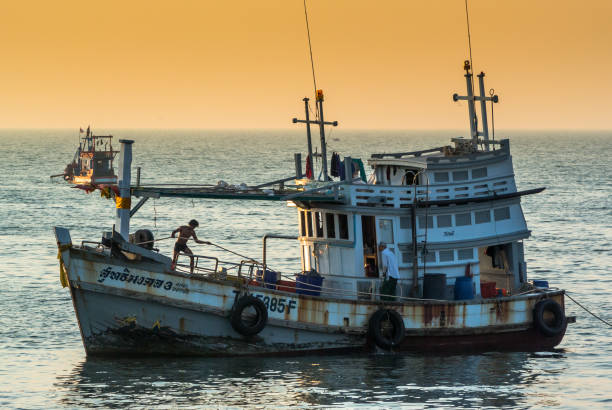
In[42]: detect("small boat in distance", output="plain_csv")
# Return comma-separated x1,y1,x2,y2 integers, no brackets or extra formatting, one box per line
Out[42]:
53,127,118,185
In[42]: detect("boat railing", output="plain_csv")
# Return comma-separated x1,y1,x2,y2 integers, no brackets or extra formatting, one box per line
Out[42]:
341,175,514,207
238,260,265,282
175,253,246,277
80,241,107,252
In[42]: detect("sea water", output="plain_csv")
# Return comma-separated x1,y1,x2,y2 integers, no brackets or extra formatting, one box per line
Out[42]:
0,129,610,408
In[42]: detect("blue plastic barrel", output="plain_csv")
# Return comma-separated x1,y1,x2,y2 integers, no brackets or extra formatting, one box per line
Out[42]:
454,276,474,300
256,269,277,289
532,279,549,289
296,274,324,296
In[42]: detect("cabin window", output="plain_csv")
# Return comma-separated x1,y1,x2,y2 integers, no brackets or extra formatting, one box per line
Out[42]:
418,215,433,229
306,211,313,237
314,212,324,237
434,172,449,183
455,213,472,226
458,248,474,260
437,215,452,228
300,211,306,236
439,250,454,262
326,213,336,239
494,207,511,221
378,219,394,244
338,214,349,240
453,170,469,181
472,167,488,179
399,244,412,264
475,210,491,224
400,217,411,229
422,250,436,263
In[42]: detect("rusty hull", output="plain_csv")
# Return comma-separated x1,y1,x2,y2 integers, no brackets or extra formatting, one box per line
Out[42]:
64,246,568,356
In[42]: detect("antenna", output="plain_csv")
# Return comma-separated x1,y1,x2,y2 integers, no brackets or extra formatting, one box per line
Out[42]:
303,0,318,102
464,0,474,76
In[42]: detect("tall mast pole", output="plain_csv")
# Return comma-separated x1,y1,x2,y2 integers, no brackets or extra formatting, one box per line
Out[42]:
316,90,329,181
477,72,490,151
303,97,314,177
463,61,478,145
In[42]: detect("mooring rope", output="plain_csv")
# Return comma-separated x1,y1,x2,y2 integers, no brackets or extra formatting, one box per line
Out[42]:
566,292,612,328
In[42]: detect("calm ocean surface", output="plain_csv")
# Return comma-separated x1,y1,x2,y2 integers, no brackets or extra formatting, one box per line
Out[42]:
0,129,610,408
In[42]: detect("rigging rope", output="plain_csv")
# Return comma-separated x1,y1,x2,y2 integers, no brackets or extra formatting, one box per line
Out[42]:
566,292,612,328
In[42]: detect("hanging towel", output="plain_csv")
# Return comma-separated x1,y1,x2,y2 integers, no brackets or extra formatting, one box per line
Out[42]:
305,154,313,179
330,152,340,177
353,158,367,183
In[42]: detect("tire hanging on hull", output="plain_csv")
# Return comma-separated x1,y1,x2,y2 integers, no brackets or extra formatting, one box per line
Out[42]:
230,295,268,336
533,299,566,337
368,309,405,350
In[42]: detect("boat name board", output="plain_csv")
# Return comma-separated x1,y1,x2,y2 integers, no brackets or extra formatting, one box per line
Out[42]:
97,266,189,294
233,290,298,314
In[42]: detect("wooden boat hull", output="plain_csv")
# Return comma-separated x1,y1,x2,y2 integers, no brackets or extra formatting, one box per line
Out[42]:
61,245,567,356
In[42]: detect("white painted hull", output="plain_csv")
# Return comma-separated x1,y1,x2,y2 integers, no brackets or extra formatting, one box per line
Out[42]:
62,246,567,356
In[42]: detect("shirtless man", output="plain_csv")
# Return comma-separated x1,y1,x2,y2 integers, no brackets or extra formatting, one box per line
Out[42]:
171,219,209,273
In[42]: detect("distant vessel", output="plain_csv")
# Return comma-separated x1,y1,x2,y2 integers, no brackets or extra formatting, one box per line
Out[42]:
56,127,118,185
54,62,573,356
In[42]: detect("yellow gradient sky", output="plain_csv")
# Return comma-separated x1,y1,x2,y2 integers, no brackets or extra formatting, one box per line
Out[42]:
0,0,610,129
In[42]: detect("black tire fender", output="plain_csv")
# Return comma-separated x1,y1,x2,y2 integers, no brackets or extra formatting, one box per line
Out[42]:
533,299,566,337
230,295,268,337
368,308,405,350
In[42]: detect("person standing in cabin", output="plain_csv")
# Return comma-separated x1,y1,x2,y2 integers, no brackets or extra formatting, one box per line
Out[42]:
379,242,399,301
171,219,209,273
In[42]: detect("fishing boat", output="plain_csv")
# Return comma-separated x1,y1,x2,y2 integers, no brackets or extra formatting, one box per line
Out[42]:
54,62,574,356
53,127,118,185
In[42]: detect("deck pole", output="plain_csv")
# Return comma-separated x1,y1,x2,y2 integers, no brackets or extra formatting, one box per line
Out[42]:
115,139,134,241
344,156,352,183
316,91,329,181
294,153,303,179
477,72,490,151
303,98,313,179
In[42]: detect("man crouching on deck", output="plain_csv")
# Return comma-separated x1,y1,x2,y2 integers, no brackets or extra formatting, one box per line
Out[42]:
171,219,209,273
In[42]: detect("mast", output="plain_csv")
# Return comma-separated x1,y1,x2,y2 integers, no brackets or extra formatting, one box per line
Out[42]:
292,90,338,181
316,90,329,181
452,60,498,150
303,98,314,178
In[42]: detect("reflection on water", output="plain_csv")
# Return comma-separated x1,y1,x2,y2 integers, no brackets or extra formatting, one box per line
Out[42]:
54,352,565,407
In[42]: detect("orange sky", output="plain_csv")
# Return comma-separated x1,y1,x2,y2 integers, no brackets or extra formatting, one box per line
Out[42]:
0,0,610,130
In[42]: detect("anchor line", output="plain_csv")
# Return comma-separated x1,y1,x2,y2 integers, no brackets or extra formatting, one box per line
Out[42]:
565,292,612,328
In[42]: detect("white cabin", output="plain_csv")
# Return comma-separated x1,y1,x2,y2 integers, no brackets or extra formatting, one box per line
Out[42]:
296,138,531,300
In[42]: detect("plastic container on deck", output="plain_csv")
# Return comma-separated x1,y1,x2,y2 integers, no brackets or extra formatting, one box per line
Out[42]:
454,276,474,300
255,269,278,289
423,274,447,299
532,279,549,289
296,274,324,296
480,281,497,298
